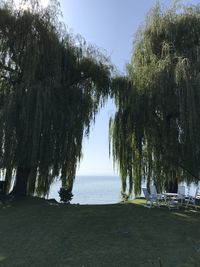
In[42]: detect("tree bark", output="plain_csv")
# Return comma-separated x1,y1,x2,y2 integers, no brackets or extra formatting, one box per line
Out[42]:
12,167,31,197
165,179,178,193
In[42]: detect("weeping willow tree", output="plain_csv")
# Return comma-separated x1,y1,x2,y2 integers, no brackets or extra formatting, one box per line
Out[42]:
110,1,200,197
0,0,111,197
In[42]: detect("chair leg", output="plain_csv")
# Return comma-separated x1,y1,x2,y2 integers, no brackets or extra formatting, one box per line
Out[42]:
144,199,151,208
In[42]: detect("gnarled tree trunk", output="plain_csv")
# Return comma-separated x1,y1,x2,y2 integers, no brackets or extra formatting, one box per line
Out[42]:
12,167,31,197
165,179,178,193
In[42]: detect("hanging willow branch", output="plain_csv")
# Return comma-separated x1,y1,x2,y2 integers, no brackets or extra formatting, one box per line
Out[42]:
110,1,200,196
0,0,111,197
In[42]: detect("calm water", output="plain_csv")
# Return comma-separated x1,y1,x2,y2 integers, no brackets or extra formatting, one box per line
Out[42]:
48,176,121,204
48,175,199,204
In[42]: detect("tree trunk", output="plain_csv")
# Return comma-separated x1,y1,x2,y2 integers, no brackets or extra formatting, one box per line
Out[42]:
12,167,31,197
165,179,178,193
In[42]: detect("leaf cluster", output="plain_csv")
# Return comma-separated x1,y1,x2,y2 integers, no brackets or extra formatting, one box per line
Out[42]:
110,1,200,196
0,0,111,196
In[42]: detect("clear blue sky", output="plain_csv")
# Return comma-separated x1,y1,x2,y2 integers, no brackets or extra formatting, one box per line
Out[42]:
58,0,200,176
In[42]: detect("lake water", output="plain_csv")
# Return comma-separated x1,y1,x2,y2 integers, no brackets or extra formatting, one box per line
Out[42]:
48,175,199,204
48,176,122,204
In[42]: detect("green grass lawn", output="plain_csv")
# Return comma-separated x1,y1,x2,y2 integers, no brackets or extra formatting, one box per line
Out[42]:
0,197,200,267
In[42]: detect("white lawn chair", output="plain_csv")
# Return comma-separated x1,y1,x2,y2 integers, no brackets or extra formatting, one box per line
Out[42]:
150,184,164,203
166,197,179,210
185,187,200,210
142,188,160,208
177,185,186,206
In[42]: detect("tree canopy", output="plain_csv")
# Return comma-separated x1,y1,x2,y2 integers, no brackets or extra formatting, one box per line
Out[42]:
110,2,200,197
2,0,200,200
0,0,111,197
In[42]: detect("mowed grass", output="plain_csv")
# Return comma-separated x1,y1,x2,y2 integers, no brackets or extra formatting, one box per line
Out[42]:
0,198,200,267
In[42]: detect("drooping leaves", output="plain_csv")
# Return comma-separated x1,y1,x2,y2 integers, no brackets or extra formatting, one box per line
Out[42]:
110,2,200,197
0,0,111,196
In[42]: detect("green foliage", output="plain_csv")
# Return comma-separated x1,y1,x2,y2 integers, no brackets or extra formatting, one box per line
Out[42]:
110,1,200,196
58,187,73,203
0,0,111,196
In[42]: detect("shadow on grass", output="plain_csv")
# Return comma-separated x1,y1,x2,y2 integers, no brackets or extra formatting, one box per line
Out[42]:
0,197,199,267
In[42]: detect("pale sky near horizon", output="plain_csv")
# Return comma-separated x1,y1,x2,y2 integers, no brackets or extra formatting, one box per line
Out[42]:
58,0,159,176
57,0,200,176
